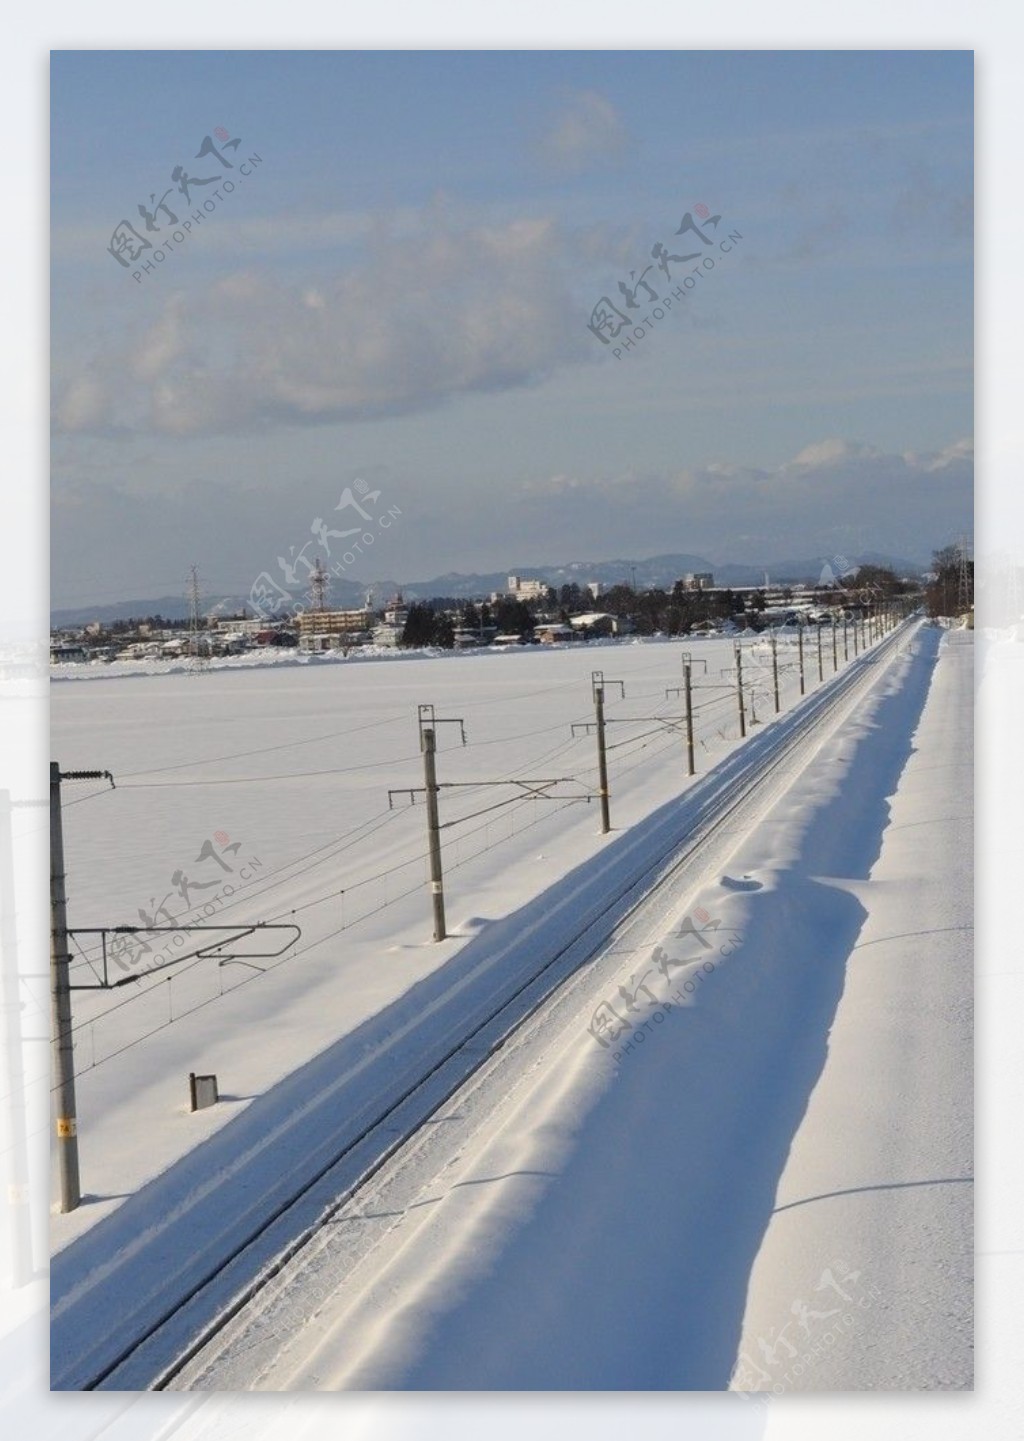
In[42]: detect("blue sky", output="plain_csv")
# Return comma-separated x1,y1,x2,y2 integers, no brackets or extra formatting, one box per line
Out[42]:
50,49,973,607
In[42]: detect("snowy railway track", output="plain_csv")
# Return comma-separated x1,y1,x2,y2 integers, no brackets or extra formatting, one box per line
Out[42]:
74,619,919,1391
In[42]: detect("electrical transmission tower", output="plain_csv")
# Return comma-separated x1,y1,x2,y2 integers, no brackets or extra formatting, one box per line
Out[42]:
956,536,973,617
309,558,329,614
187,564,209,672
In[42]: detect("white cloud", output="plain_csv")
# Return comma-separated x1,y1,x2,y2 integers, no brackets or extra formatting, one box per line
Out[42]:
54,374,111,432
50,434,973,607
511,438,973,566
535,89,630,174
54,210,593,437
906,437,974,471
790,438,877,467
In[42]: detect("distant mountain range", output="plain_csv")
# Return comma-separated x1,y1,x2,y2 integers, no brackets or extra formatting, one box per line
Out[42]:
52,550,927,628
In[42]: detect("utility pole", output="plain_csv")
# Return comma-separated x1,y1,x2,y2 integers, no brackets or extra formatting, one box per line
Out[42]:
413,706,466,942
50,764,114,1212
572,672,625,834
734,643,746,738
816,625,824,683
798,624,805,695
50,763,79,1214
831,618,838,672
393,710,587,941
684,658,695,775
843,618,849,662
595,682,611,832
420,726,446,941
770,632,781,714
666,654,706,778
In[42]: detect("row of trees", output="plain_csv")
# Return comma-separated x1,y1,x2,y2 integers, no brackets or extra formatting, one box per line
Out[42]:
399,597,539,647
399,604,456,648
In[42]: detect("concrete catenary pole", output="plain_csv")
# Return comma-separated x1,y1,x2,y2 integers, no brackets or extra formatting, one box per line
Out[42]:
735,643,747,739
50,763,80,1213
421,728,447,942
594,682,611,834
798,624,806,695
684,659,695,777
771,632,780,714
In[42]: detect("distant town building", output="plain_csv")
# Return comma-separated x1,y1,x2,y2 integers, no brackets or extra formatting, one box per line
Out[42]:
372,594,409,648
50,642,87,664
569,612,635,637
507,574,549,601
297,607,374,651
680,572,715,591
215,617,280,637
534,622,577,644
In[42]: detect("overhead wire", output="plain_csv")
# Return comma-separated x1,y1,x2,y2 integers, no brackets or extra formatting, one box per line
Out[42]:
58,642,768,1064
65,803,406,964
116,712,408,780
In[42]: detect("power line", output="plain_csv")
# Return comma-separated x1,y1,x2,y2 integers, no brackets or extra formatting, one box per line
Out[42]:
117,754,423,788
117,713,407,780
56,702,687,1085
67,806,406,970
55,635,840,1091
114,718,588,790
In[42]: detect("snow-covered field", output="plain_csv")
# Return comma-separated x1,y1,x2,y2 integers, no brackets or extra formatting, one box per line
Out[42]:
49,633,815,1240
47,622,972,1392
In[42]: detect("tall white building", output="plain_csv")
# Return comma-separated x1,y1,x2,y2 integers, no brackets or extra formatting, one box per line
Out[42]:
507,574,549,601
